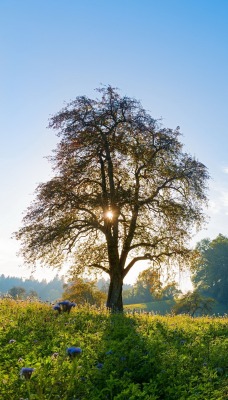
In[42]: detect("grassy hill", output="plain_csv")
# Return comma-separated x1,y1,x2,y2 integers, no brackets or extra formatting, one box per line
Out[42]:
0,299,227,399
124,299,175,314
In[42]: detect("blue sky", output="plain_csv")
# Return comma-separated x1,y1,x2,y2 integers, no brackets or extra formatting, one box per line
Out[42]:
0,0,228,284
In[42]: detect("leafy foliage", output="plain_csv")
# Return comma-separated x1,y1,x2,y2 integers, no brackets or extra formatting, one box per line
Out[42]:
8,286,27,299
173,290,215,316
123,269,181,305
62,278,106,306
192,234,228,306
0,300,227,399
15,86,209,310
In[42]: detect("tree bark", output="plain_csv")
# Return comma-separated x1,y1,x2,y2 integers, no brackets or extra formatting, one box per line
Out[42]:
106,271,123,312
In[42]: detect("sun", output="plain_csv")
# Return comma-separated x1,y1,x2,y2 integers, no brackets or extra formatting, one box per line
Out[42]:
105,210,113,220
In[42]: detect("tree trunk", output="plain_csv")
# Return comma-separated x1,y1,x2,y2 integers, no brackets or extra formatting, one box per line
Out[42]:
106,272,123,312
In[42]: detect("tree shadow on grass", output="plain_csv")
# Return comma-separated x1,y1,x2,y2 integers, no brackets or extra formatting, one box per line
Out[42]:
85,310,163,399
81,309,228,400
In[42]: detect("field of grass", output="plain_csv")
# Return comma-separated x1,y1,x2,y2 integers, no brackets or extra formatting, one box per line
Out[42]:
124,300,175,314
0,299,227,399
124,300,228,316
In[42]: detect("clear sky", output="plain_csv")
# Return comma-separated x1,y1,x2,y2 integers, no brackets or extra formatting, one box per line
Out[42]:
0,0,227,285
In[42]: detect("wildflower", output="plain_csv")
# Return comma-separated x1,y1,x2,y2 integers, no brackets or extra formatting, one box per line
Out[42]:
20,367,34,380
9,339,16,344
96,362,104,369
58,300,76,313
67,346,82,359
53,304,61,314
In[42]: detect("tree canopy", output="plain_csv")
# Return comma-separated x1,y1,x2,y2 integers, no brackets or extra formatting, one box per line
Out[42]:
62,278,106,306
123,268,181,305
192,234,228,306
172,290,215,316
8,286,26,300
15,86,209,311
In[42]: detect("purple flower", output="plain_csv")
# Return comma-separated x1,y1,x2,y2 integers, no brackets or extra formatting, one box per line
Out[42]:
58,300,76,313
59,300,72,306
67,346,82,359
53,304,61,313
96,362,104,369
20,367,34,380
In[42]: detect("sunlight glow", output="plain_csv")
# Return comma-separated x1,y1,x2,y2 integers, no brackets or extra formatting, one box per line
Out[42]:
105,210,113,220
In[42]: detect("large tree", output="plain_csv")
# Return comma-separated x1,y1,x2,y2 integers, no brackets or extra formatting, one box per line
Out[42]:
192,234,228,306
15,86,209,311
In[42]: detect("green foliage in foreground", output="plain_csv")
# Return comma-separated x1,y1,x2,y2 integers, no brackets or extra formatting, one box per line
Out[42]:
0,300,227,400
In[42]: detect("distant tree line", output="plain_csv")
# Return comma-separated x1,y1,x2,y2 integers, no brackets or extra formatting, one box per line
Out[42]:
0,274,64,301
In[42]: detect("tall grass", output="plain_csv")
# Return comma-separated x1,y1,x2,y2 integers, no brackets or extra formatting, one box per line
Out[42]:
0,299,227,399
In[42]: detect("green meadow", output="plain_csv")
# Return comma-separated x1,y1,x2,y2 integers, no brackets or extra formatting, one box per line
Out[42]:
0,299,227,399
124,300,228,316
